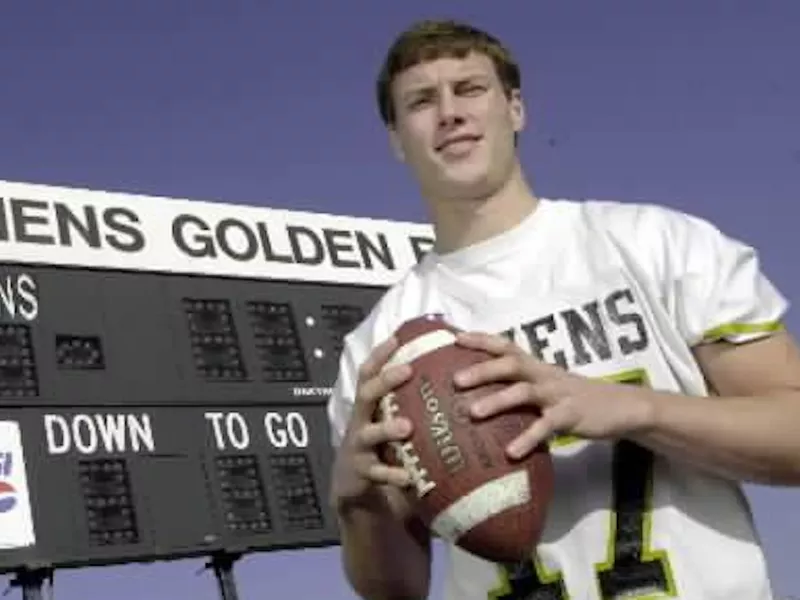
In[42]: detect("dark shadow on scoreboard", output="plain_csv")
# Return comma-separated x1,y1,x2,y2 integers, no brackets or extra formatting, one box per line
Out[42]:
0,264,385,574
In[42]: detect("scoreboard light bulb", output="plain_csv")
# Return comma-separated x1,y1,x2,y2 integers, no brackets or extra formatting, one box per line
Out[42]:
56,335,105,370
215,454,272,535
184,298,247,381
320,303,365,356
269,453,323,531
79,459,139,547
247,301,309,383
0,324,39,396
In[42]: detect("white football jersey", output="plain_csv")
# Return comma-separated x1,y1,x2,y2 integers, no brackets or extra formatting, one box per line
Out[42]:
326,198,787,600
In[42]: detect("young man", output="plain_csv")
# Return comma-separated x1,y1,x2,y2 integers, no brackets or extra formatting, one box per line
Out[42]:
327,19,800,600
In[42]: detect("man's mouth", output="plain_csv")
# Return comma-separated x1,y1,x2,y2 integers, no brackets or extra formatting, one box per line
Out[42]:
435,134,483,153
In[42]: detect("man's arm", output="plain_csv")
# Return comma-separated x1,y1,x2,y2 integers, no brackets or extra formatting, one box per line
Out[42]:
328,334,433,600
458,206,800,485
335,487,432,600
632,330,800,485
457,328,800,487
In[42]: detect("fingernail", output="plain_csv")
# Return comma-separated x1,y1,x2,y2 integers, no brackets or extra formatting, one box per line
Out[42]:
391,365,411,381
507,442,523,459
470,403,485,418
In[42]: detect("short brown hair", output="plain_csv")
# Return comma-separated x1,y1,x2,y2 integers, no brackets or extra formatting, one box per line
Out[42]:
376,19,522,126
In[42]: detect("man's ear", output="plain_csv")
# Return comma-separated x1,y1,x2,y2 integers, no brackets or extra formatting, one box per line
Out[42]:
388,127,406,162
509,89,526,133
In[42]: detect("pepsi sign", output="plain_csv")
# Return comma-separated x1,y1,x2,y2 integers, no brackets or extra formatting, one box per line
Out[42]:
0,453,18,513
0,422,36,550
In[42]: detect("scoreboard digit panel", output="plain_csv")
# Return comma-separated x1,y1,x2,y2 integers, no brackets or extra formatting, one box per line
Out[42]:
0,265,384,408
164,275,379,406
0,403,336,573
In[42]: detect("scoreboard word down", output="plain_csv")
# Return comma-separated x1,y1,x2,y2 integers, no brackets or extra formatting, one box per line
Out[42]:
39,410,310,456
0,264,385,574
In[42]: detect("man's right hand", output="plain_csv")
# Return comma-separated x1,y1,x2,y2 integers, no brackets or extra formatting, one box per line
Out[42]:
330,335,416,511
329,335,434,600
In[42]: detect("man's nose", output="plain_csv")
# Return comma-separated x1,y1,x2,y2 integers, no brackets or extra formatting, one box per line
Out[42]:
436,89,464,127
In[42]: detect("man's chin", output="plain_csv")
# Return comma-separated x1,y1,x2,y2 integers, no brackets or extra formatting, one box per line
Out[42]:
437,174,495,202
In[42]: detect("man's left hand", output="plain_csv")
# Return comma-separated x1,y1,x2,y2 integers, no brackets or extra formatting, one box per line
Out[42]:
454,331,656,459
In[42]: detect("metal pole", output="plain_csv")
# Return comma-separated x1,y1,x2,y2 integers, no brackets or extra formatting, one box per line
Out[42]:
208,552,240,600
9,568,51,600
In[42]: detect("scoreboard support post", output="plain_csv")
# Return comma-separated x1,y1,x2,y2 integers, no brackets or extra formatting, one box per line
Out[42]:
207,552,242,600
8,567,52,600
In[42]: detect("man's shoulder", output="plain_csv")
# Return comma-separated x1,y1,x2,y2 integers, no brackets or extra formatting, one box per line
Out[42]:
565,197,726,256
573,197,702,232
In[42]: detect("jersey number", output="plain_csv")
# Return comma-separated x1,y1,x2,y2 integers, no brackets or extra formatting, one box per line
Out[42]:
488,369,677,600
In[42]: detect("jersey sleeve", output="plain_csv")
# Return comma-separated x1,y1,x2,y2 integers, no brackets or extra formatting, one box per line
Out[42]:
326,334,365,448
660,208,788,347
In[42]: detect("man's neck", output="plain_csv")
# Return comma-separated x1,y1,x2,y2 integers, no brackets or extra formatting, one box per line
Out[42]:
428,166,539,255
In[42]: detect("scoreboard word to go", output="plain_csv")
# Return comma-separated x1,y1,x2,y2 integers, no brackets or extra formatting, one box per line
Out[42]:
0,179,434,574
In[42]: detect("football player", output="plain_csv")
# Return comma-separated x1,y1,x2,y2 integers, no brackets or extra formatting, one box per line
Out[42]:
327,19,800,600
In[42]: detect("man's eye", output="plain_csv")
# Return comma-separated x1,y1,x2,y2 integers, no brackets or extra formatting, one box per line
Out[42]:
460,84,486,96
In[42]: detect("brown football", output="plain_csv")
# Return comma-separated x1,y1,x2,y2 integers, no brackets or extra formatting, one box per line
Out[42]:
376,314,554,563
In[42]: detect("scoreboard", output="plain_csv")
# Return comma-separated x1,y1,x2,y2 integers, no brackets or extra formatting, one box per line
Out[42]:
0,180,434,593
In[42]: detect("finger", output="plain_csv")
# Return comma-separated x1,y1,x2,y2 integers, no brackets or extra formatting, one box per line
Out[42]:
456,331,517,356
506,404,575,459
455,353,528,389
355,364,412,419
355,419,412,451
470,381,549,419
357,335,401,382
458,355,562,392
361,462,413,488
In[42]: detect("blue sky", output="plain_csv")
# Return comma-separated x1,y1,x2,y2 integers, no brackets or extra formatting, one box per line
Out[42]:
1,2,798,598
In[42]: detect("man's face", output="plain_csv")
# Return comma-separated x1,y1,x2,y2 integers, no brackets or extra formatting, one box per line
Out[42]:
388,51,525,202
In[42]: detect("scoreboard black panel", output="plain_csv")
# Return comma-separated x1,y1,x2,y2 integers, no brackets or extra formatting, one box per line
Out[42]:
0,404,338,571
0,264,385,574
0,265,381,408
